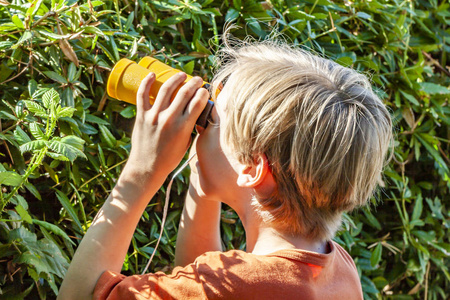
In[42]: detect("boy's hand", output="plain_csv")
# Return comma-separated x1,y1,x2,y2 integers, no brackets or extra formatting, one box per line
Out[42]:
123,72,209,186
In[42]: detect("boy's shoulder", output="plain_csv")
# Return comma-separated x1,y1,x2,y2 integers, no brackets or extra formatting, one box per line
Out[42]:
94,243,363,300
192,242,362,299
196,241,357,273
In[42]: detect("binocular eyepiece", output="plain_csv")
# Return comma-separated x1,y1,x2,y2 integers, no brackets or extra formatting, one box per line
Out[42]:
107,57,215,128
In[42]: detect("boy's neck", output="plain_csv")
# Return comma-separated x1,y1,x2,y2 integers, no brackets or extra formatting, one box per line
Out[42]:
238,203,329,255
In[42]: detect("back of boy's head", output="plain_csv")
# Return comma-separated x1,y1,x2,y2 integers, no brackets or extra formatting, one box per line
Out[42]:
211,37,392,242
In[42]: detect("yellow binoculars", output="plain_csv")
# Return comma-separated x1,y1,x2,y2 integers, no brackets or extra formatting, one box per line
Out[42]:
107,56,215,128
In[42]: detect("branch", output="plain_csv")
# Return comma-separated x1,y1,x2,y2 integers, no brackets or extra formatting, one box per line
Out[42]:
0,66,28,85
31,11,57,28
422,51,450,77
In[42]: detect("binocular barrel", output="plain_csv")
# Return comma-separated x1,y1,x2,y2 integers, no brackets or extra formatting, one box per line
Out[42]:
107,57,215,128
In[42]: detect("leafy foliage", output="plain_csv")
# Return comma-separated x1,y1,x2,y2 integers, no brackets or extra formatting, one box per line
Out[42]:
0,0,448,299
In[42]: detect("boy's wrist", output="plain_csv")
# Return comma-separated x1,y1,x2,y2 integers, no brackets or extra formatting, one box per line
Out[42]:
122,156,169,181
114,165,167,204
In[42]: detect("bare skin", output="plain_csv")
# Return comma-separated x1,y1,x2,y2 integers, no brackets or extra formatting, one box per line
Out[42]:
175,84,328,267
58,72,327,299
58,72,209,300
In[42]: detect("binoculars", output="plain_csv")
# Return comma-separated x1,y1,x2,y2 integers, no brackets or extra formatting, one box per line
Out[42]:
107,57,215,128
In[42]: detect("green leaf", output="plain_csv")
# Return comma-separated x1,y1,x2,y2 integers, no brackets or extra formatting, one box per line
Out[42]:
28,267,39,282
110,37,120,62
97,42,116,63
336,56,354,67
67,62,77,82
183,61,195,74
12,15,25,29
0,41,13,50
12,30,32,49
82,0,104,8
19,252,50,276
32,219,76,245
14,126,32,145
413,230,435,243
363,208,382,230
55,190,83,232
17,237,69,279
225,8,239,21
128,38,138,58
24,182,42,200
0,171,23,186
420,82,450,95
29,123,46,140
11,194,28,210
222,223,233,241
23,100,48,117
409,219,425,227
195,40,212,55
415,133,449,174
28,79,38,97
16,204,33,224
0,110,18,120
99,125,117,148
20,140,47,153
43,71,67,84
400,90,420,106
9,226,37,243
48,139,87,162
97,144,106,167
57,106,77,118
82,25,106,37
42,88,60,109
370,243,383,267
120,106,136,118
158,15,186,27
356,12,371,20
61,87,75,107
85,114,109,125
61,135,85,151
36,29,72,40
26,0,44,19
47,152,70,161
361,275,379,294
411,194,423,221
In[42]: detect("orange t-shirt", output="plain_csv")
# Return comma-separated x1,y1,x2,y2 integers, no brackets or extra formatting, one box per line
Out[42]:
93,241,363,299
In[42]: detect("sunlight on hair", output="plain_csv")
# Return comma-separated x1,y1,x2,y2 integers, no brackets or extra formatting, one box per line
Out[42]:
211,33,393,241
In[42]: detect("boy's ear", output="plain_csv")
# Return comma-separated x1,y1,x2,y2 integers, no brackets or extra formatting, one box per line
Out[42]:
236,154,276,198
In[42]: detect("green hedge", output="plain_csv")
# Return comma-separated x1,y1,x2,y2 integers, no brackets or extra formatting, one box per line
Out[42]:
0,0,448,298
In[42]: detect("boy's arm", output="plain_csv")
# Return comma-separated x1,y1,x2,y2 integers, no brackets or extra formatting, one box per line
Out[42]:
57,72,208,300
174,165,222,266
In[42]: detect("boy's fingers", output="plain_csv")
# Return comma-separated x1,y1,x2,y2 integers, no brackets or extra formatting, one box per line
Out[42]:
184,88,209,125
136,73,155,113
170,77,204,114
152,72,187,112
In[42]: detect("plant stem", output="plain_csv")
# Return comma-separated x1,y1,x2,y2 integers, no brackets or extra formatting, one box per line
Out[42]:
0,147,48,212
113,0,123,31
0,121,21,135
310,0,319,15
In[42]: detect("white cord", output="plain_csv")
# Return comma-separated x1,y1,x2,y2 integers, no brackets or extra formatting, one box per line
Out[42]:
141,152,198,275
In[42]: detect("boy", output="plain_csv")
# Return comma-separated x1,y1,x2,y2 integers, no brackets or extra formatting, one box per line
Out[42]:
59,39,392,299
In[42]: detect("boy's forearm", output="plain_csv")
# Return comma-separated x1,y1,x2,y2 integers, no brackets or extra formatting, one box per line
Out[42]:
175,184,222,267
57,71,208,299
58,169,165,300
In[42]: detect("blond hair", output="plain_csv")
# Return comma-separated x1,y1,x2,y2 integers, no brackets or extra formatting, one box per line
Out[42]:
211,39,392,241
